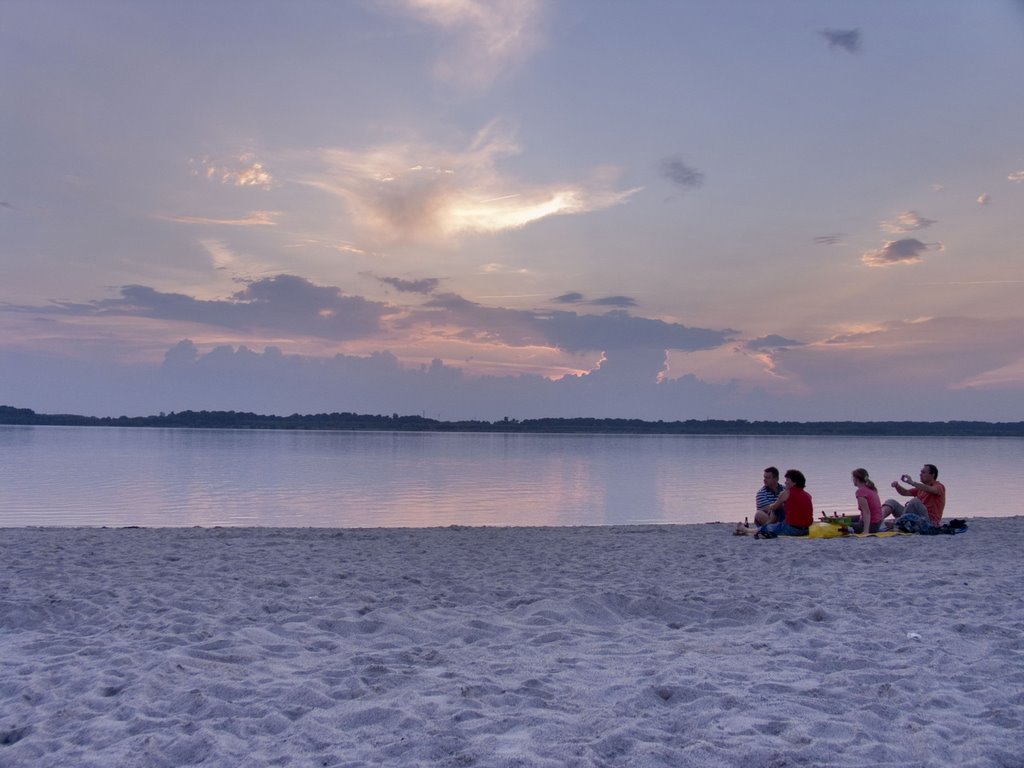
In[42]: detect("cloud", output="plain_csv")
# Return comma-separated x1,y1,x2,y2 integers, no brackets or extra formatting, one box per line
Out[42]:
551,293,636,308
0,201,13,210
1009,170,1024,182
881,211,937,233
201,239,245,272
659,157,705,190
195,154,274,189
746,335,803,351
6,275,732,366
333,242,371,256
861,238,943,267
583,347,671,388
408,293,732,354
781,317,1024,392
164,211,280,227
377,276,441,294
304,123,639,245
813,234,845,245
4,309,1023,422
590,296,637,308
22,275,390,342
409,292,548,349
553,292,584,304
819,28,862,53
952,357,1024,390
0,341,738,421
696,316,1024,420
533,309,732,354
397,0,545,89
977,193,991,205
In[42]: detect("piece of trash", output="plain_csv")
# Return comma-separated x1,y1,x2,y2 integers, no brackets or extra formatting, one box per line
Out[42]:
906,632,922,640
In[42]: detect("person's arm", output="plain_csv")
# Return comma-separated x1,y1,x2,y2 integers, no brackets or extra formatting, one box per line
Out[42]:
765,488,789,521
901,476,943,496
857,496,870,527
891,480,914,497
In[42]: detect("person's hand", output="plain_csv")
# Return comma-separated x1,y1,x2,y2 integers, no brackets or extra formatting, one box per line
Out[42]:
901,474,912,483
891,480,900,489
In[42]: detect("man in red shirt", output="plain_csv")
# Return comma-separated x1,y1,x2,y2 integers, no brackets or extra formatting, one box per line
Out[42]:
891,464,946,527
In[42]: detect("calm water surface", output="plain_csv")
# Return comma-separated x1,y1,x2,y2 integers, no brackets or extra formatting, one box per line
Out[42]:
1,426,1019,527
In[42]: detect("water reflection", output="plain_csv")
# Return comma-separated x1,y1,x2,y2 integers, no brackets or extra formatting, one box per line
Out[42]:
1,426,1019,527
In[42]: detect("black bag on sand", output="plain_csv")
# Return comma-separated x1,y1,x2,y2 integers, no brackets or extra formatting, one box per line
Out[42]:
919,518,968,535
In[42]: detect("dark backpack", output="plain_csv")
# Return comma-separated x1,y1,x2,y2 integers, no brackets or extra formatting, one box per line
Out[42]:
919,518,968,535
896,511,930,534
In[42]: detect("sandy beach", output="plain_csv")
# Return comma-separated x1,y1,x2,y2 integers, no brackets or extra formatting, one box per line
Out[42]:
2,518,1022,767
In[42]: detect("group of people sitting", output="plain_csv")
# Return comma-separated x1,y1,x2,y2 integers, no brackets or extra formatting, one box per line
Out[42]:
734,463,947,538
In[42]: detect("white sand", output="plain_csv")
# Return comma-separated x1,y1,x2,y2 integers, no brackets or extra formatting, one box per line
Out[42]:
2,518,1022,767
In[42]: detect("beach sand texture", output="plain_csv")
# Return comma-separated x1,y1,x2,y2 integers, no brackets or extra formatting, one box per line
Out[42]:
2,519,1022,767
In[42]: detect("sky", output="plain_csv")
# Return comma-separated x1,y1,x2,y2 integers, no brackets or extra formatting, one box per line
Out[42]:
2,0,1023,421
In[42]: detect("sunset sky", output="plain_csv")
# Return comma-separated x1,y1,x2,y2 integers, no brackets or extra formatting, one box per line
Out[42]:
3,0,1023,421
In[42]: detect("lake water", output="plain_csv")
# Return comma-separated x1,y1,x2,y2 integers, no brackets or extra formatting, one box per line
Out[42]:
1,426,1019,528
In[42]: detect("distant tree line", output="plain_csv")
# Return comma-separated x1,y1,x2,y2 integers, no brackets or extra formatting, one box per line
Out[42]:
2,405,1023,436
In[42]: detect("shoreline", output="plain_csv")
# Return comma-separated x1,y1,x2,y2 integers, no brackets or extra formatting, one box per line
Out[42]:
6,407,1024,437
3,518,1022,766
0,513,1005,531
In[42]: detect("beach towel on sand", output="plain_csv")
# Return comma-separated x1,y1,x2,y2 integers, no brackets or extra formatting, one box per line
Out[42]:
800,520,968,539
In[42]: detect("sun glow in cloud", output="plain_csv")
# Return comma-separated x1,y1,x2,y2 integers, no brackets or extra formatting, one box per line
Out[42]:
305,124,639,245
862,239,944,267
447,189,601,233
952,358,1024,390
881,211,937,234
195,154,274,189
663,345,803,394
